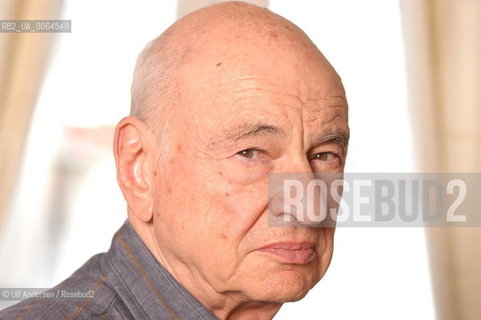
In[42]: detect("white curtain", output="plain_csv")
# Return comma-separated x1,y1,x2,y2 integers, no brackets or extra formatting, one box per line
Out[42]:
0,0,63,232
401,1,481,319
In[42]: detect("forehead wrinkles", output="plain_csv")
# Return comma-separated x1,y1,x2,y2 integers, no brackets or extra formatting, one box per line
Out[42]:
301,98,348,124
219,78,347,125
209,76,348,140
211,76,302,116
189,65,347,126
214,75,344,109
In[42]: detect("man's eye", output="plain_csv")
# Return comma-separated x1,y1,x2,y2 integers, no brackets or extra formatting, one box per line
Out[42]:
237,148,262,159
312,152,338,161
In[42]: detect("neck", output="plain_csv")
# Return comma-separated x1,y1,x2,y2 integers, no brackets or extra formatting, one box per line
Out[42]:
129,217,283,320
214,300,282,320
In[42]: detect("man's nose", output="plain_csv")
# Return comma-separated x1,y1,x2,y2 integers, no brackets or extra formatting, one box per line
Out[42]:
269,156,325,227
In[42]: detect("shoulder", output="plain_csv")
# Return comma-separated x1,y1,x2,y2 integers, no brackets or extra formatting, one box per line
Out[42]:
0,254,133,320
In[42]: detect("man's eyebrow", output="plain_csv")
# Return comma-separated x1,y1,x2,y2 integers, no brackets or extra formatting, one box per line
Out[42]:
220,121,285,142
314,130,350,155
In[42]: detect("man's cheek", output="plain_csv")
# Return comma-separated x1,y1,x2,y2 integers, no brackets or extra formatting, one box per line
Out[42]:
215,186,269,238
216,159,272,186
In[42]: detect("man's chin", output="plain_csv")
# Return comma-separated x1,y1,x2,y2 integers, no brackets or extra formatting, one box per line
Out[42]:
247,269,318,303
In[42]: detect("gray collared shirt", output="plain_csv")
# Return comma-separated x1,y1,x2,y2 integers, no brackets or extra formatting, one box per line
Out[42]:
0,220,218,320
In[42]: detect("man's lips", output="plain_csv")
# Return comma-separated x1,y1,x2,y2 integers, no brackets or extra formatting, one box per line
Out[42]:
258,242,316,264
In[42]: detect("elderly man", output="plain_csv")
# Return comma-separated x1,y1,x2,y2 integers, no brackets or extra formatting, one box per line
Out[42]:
0,1,348,319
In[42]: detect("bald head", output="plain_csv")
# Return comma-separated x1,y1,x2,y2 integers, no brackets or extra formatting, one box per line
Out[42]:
130,1,338,145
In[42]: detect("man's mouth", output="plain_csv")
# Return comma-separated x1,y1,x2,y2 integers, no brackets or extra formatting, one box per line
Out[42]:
258,242,316,264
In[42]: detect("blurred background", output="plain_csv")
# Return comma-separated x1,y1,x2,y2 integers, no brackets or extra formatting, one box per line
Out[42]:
0,0,480,319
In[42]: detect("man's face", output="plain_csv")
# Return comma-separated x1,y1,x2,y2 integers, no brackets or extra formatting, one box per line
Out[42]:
151,37,349,303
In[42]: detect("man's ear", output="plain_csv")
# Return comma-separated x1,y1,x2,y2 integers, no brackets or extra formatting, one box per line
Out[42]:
114,116,156,222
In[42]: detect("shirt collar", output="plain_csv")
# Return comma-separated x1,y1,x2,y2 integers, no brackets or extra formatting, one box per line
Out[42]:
100,220,218,320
